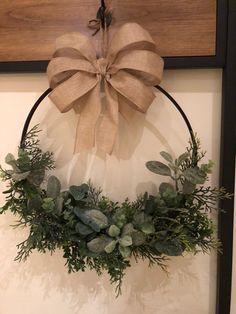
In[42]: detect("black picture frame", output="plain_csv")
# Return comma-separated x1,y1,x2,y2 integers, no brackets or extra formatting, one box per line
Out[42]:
0,1,235,313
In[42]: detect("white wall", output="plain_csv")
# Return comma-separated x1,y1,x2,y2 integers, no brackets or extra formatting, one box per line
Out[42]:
0,69,222,314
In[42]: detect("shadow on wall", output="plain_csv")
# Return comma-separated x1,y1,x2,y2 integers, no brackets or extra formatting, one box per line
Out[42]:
0,218,199,314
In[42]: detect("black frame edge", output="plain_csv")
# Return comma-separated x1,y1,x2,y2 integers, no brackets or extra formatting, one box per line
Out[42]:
217,0,236,313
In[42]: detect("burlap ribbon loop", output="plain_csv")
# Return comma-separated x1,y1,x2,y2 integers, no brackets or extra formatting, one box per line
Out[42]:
47,23,164,153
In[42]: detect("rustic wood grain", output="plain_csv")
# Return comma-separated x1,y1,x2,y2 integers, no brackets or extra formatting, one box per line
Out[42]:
0,0,216,61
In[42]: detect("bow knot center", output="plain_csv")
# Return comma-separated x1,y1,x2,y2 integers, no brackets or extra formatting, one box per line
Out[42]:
96,58,111,81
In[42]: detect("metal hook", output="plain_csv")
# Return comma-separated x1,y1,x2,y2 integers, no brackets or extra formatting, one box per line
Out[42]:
88,0,112,36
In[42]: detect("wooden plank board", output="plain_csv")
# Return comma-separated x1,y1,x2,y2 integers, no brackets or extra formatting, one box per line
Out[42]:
0,0,216,62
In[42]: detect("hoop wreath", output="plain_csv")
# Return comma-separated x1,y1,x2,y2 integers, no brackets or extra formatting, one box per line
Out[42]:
0,85,230,295
0,23,230,296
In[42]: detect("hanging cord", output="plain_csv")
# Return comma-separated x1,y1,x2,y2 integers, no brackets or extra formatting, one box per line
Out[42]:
20,1,198,164
88,0,113,36
20,86,198,166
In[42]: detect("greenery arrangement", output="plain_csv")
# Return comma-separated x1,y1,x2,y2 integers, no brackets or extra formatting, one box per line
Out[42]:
0,126,230,295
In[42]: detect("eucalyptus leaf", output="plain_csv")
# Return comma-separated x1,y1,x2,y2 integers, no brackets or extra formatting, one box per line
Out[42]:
12,171,30,182
75,209,108,232
55,196,64,214
121,223,134,236
159,182,175,194
104,240,117,253
47,175,61,198
182,180,196,194
133,212,145,226
141,222,155,235
87,236,111,253
5,153,16,166
154,240,183,256
27,169,45,186
108,225,120,237
183,167,206,185
146,161,171,177
69,184,89,201
76,222,94,235
160,151,173,163
119,235,132,247
119,245,131,258
131,230,146,246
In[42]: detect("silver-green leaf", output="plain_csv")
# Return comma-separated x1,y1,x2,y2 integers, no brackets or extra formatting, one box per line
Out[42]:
104,240,117,253
154,240,183,256
183,167,206,185
69,184,89,201
131,231,146,246
75,222,94,235
121,223,134,237
146,161,171,176
141,222,155,235
119,245,131,258
177,152,190,166
12,171,30,182
27,169,45,186
76,209,108,232
160,151,173,163
47,175,61,198
119,235,132,247
108,225,120,237
159,182,175,194
87,236,111,253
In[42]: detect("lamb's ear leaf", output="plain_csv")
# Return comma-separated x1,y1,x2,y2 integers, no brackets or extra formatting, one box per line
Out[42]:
146,161,171,177
12,171,30,182
160,151,173,163
5,153,16,165
119,245,131,258
27,169,45,186
104,240,117,253
183,168,206,185
75,222,94,235
87,236,112,253
119,235,132,247
47,175,61,198
131,231,146,246
75,209,108,232
108,225,120,237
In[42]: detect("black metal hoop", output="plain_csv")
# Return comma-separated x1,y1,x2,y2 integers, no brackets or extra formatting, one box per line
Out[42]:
20,85,198,164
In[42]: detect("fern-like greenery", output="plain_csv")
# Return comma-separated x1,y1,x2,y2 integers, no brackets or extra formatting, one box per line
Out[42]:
0,126,231,295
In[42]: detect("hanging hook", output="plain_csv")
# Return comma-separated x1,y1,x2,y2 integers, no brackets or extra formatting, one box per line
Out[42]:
88,0,113,36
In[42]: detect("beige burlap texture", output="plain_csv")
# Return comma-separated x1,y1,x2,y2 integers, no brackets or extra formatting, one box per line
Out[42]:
47,23,164,154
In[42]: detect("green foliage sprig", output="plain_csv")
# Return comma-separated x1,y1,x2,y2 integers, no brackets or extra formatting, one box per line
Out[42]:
0,126,231,296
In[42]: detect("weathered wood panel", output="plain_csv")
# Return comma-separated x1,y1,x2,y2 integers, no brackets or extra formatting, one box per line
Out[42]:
0,0,216,61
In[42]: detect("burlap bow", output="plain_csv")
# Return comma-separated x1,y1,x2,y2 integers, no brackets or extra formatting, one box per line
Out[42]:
47,23,164,153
